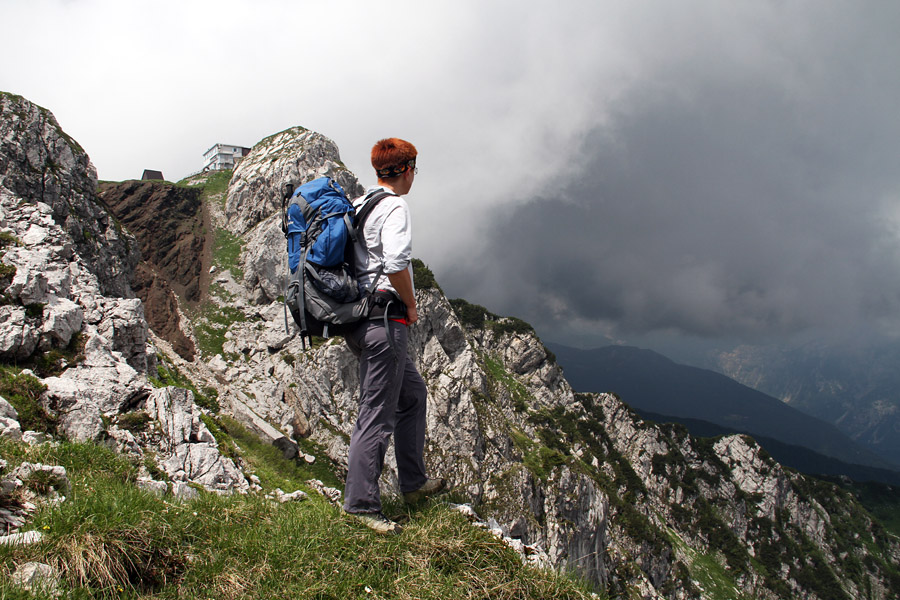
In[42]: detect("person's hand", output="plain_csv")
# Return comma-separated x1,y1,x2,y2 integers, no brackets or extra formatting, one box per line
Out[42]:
407,305,418,324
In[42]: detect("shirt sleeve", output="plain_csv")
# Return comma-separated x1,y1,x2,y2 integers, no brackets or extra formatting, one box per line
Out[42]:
379,201,412,274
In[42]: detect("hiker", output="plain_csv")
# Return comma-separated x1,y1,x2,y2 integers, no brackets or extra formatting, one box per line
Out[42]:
342,138,446,534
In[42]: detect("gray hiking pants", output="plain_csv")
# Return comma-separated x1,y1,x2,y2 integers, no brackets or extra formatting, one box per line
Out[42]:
342,319,428,514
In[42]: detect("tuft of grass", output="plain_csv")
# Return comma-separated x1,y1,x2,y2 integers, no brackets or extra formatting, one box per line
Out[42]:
116,411,152,434
0,231,22,249
0,365,57,434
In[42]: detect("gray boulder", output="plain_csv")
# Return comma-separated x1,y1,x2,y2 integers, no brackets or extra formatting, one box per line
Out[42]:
11,562,59,595
0,396,21,441
146,386,249,494
0,305,40,360
43,332,150,441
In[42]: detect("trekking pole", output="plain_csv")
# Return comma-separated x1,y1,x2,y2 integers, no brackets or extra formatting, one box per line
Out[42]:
282,182,295,335
281,182,295,234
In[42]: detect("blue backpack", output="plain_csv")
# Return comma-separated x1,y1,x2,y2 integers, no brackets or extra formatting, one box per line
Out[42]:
281,177,393,346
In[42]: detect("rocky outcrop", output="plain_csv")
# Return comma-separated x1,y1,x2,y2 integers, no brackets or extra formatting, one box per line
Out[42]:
0,92,139,298
221,126,364,304
42,330,149,441
145,386,248,494
0,95,251,499
223,126,363,236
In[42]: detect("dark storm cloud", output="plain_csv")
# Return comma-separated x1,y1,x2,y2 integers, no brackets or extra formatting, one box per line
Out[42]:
440,4,900,344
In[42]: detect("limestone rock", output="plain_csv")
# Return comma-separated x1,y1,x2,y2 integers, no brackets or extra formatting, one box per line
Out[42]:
43,331,150,441
0,395,19,420
223,126,363,236
135,477,168,497
97,298,151,373
146,387,204,449
0,530,43,547
240,213,286,304
40,296,83,349
145,386,249,494
0,305,40,359
161,443,246,494
0,93,139,298
11,562,60,596
269,488,308,503
21,431,52,446
0,416,22,441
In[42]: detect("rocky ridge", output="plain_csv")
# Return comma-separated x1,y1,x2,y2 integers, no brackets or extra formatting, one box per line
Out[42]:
0,92,898,599
0,93,246,503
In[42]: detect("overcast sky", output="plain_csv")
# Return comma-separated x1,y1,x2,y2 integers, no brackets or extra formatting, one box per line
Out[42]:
4,0,900,356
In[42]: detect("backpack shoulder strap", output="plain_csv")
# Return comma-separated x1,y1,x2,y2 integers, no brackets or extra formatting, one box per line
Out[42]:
354,190,397,237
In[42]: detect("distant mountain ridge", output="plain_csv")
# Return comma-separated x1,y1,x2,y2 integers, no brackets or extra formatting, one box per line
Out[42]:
547,343,900,484
709,340,900,468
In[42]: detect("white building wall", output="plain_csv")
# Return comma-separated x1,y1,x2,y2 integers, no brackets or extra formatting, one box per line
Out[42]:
203,143,249,172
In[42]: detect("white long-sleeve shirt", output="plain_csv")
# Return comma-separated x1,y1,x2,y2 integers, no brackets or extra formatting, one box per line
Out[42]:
352,186,415,297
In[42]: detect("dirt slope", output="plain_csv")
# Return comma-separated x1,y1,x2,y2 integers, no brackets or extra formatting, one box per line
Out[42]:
99,180,211,360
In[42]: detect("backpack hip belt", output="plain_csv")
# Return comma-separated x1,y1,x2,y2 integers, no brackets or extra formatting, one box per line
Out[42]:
368,290,407,319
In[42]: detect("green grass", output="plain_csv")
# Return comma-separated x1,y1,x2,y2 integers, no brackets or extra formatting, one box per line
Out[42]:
509,428,566,481
0,418,602,600
0,365,56,434
212,228,244,282
193,301,246,359
824,477,900,538
481,353,532,412
176,169,232,201
178,169,249,359
665,528,753,600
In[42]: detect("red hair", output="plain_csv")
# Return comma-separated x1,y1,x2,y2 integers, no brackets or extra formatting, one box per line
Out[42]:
371,138,418,179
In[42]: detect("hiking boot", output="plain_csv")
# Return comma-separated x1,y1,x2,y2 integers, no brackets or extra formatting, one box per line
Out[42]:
347,511,403,535
403,478,448,504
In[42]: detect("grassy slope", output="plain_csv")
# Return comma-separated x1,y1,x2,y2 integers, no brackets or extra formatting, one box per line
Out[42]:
177,170,249,359
0,414,600,599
